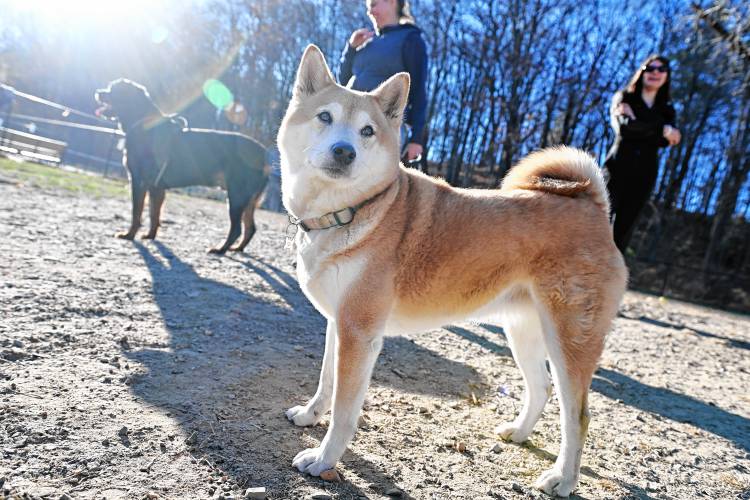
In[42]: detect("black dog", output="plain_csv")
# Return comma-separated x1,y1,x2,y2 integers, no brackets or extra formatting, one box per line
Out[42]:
95,79,268,254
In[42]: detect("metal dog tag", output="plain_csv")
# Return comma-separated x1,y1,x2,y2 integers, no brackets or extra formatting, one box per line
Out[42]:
284,222,298,251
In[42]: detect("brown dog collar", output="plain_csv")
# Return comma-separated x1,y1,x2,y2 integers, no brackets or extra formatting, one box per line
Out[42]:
288,184,391,233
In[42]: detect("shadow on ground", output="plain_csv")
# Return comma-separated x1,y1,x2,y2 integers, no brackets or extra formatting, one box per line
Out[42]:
120,241,477,497
593,368,750,452
632,314,750,351
449,314,750,453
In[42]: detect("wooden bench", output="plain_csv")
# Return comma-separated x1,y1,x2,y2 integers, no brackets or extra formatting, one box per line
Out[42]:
0,126,67,164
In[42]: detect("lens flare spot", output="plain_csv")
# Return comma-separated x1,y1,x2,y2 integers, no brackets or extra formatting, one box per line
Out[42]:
202,79,233,110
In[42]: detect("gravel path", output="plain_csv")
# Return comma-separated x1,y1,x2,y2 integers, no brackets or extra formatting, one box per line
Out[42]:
1,169,749,499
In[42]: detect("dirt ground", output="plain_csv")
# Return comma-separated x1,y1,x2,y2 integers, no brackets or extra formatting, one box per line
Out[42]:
1,163,749,500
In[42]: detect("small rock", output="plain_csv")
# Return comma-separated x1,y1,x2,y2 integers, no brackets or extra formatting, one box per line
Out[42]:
490,442,502,453
243,487,266,499
646,482,661,492
358,414,370,427
102,439,110,446
309,493,332,500
385,488,403,497
12,340,23,348
28,486,59,498
319,469,341,482
118,426,129,437
454,441,466,453
511,482,523,493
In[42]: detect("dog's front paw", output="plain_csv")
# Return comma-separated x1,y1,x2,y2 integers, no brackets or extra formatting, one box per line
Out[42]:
207,247,226,255
285,404,324,427
141,232,157,240
495,422,530,443
116,230,136,240
292,447,336,476
535,467,576,498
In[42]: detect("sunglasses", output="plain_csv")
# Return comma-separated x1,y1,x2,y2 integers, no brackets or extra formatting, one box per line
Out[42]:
643,65,669,73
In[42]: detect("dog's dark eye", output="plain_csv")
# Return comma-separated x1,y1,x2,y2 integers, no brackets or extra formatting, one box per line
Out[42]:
360,125,374,137
317,111,332,124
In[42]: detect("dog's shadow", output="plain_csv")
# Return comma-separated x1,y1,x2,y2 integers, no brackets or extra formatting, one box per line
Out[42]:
122,241,475,498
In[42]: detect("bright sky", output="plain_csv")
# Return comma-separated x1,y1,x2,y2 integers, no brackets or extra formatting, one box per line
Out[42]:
7,0,169,22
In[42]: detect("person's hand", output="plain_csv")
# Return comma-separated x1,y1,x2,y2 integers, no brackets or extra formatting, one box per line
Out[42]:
405,143,423,161
349,28,374,49
663,125,681,146
616,102,636,120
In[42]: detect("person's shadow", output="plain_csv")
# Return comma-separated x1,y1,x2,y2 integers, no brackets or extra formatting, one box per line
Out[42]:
123,241,478,498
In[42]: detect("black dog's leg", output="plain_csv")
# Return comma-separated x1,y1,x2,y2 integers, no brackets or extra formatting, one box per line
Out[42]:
117,182,146,240
231,195,261,252
143,188,166,240
209,193,247,254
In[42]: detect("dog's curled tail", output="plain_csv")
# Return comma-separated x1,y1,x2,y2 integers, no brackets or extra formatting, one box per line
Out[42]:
501,146,609,214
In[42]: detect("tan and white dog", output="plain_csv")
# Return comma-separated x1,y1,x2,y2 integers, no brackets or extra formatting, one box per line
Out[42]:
278,45,627,497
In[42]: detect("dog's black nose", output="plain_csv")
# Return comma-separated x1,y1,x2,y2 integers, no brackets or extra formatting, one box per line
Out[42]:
331,142,356,165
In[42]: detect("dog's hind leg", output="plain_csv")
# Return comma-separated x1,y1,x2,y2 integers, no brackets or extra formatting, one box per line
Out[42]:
209,191,247,254
534,303,603,498
286,320,336,426
495,301,551,443
117,183,146,240
143,188,165,240
231,194,261,252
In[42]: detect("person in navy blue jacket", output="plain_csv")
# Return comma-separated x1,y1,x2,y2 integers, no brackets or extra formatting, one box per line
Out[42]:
339,0,428,164
604,55,681,254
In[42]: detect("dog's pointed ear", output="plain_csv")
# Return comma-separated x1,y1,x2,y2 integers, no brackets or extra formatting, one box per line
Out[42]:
371,72,410,123
292,45,336,100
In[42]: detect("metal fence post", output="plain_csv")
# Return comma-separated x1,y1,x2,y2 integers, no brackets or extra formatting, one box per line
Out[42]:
0,108,12,149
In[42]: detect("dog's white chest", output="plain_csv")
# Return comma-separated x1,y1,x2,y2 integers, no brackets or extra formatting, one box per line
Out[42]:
295,232,367,320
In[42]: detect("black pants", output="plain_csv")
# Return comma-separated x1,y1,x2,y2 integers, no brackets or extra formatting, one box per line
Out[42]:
605,150,659,253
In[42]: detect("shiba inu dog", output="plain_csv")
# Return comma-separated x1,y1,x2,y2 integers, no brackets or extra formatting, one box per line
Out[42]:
278,45,627,497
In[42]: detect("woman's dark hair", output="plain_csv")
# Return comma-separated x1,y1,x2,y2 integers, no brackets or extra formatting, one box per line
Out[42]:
397,0,415,24
625,54,672,105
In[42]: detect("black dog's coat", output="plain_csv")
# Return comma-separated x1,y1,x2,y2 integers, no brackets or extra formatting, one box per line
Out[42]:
95,79,268,253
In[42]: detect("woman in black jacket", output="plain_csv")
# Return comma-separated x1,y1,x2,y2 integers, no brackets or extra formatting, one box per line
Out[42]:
338,0,428,164
605,55,681,254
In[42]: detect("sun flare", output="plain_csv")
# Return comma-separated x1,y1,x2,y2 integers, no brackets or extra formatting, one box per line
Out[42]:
7,0,169,24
